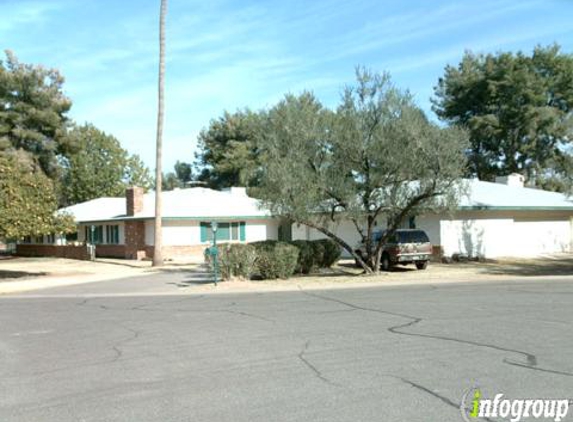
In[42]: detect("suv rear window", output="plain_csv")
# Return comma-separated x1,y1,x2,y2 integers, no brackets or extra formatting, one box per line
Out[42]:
397,230,429,243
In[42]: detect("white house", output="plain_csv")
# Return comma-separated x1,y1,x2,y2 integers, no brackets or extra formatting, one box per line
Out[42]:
17,174,573,260
19,187,281,260
294,174,573,258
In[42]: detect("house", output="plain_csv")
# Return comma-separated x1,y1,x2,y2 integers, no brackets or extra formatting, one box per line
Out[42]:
17,174,573,260
19,187,282,260
294,174,573,258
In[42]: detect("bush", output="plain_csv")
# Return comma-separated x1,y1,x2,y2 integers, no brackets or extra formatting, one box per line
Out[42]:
313,239,341,267
219,243,257,280
251,240,299,279
290,240,316,274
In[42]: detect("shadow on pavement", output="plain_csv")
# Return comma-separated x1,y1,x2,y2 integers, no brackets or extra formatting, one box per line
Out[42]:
0,270,47,280
472,256,573,277
164,265,215,287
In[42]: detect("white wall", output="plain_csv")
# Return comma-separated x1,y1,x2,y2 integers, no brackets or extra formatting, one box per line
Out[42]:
440,217,514,258
512,219,571,256
415,215,441,246
162,221,200,246
246,219,279,242
440,211,573,258
291,211,573,259
292,220,361,257
145,220,155,246
145,218,278,246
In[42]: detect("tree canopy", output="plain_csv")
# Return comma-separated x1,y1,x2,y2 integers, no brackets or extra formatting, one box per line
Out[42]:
60,124,153,205
254,69,468,272
162,160,193,190
0,153,74,240
0,51,154,238
195,110,262,189
0,50,72,178
433,45,573,189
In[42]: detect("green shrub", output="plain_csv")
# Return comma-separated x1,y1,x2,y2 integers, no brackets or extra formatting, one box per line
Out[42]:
251,240,299,279
219,243,257,280
313,239,341,267
309,240,325,268
290,240,316,274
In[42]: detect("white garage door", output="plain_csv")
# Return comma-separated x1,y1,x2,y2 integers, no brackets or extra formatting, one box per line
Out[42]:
513,219,571,256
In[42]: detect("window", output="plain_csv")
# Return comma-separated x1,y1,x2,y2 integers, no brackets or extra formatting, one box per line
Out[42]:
106,225,120,244
85,225,103,244
200,222,246,242
408,216,416,229
46,234,55,244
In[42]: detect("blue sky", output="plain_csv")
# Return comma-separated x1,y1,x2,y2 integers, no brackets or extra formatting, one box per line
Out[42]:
1,0,572,172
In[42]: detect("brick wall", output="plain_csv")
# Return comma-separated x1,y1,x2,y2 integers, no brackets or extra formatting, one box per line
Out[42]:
125,221,146,259
95,245,126,259
145,245,207,260
16,244,92,260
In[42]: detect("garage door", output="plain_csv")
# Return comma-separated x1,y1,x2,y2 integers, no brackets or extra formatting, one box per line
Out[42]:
513,219,571,256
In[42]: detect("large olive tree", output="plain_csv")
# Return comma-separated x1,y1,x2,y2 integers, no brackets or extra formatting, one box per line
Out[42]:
255,69,468,273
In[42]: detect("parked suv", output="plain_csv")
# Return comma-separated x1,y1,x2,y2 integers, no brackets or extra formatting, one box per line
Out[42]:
355,229,432,271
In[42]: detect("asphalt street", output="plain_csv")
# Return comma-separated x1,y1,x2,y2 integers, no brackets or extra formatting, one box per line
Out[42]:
1,273,572,422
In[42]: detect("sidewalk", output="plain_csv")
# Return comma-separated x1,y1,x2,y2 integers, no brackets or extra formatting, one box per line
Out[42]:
3,256,573,296
0,257,197,295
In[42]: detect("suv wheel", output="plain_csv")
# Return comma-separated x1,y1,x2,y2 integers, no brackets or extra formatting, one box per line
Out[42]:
381,253,392,272
415,261,428,270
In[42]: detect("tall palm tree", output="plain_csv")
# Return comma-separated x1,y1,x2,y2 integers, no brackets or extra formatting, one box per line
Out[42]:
153,0,167,267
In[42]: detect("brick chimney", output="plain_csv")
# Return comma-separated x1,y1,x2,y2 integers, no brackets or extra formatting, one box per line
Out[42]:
126,187,144,216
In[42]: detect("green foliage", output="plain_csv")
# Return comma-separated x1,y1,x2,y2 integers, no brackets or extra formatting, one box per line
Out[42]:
254,68,468,272
0,154,74,239
250,241,299,279
196,110,263,189
433,45,573,188
60,124,152,205
162,160,193,190
290,240,316,274
289,239,341,273
0,50,72,178
313,239,341,267
125,154,153,191
219,243,257,280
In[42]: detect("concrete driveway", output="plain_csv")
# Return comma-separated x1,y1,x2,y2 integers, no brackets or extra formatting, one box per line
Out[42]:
1,273,572,422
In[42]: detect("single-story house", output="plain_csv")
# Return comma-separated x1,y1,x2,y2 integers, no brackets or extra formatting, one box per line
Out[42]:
17,174,573,260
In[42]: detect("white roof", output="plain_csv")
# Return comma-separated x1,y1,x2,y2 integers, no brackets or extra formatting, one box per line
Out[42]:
60,187,271,223
60,181,573,224
60,197,126,222
460,179,573,210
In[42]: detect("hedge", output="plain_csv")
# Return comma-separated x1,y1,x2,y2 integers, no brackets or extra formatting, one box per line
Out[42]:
219,243,257,280
289,238,341,273
250,241,299,279
290,240,316,274
217,238,341,281
312,239,341,267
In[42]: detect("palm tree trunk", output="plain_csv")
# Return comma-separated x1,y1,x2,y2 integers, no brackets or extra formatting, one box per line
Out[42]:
153,0,167,267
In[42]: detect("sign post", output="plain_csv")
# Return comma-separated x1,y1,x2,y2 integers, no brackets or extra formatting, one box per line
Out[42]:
211,221,219,286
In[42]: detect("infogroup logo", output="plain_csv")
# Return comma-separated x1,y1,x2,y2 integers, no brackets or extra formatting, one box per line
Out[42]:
460,387,571,422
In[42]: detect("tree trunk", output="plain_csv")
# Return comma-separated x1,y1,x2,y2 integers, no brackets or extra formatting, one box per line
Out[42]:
153,0,167,267
299,219,373,274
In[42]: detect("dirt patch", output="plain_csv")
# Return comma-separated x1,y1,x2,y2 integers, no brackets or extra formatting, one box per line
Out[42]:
210,255,573,290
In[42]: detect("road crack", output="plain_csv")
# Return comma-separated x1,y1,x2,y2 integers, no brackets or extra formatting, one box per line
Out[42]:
300,289,573,378
297,340,340,387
